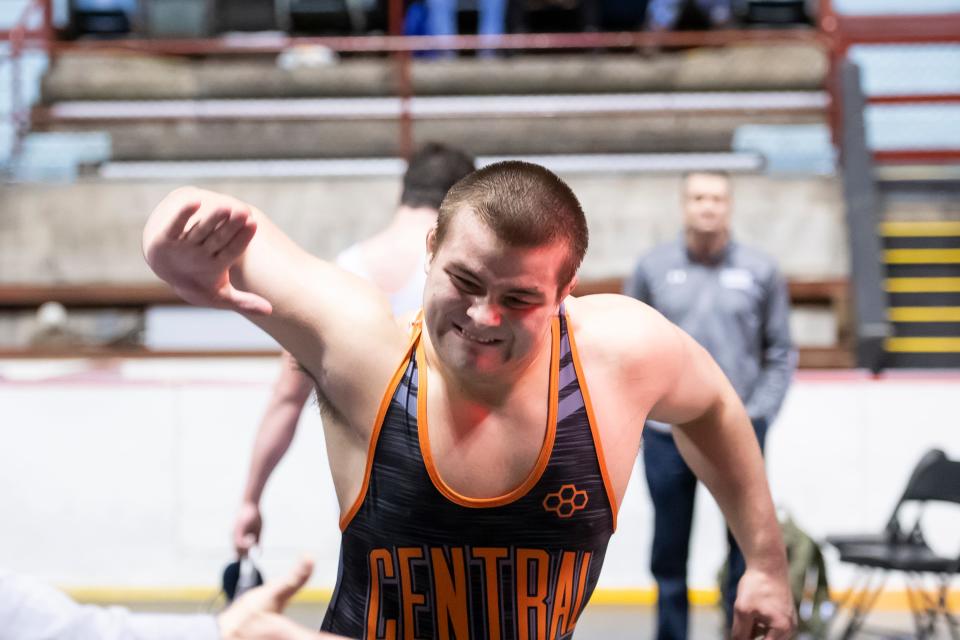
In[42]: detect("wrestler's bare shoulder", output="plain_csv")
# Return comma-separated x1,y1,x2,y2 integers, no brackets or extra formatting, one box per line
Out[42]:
563,293,685,379
566,293,680,349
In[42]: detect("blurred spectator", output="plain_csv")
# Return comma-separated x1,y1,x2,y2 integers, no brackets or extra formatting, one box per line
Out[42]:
624,171,795,640
508,0,603,34
69,0,137,36
647,0,733,30
345,0,376,33
596,0,648,30
426,0,506,56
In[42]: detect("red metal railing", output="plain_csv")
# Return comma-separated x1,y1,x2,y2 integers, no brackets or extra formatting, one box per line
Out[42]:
819,0,960,165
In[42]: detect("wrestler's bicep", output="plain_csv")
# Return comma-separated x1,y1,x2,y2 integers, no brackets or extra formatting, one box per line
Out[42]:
646,325,728,426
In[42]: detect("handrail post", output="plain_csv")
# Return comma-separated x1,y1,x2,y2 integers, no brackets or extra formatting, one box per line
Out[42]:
839,60,889,372
818,0,844,152
388,0,413,160
9,24,24,168
41,0,55,58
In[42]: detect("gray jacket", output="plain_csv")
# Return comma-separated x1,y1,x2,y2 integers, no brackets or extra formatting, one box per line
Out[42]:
625,238,795,430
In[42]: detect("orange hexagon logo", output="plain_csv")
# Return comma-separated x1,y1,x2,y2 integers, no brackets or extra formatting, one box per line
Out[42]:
542,484,589,518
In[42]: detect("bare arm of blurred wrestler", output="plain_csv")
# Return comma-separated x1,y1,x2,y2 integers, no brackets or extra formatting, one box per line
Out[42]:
234,351,314,555
568,294,796,640
142,187,409,514
0,558,346,640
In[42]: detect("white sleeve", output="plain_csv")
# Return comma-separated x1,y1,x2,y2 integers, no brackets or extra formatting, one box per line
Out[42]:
0,570,220,640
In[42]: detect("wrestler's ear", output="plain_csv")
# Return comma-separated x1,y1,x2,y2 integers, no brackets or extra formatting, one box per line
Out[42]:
560,274,578,302
425,227,438,269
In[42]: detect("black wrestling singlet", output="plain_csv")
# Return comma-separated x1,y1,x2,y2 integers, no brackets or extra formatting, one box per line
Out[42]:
321,308,618,640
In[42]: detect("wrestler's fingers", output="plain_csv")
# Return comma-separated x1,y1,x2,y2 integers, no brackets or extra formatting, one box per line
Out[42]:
184,207,231,244
730,608,751,640
215,218,258,266
203,210,249,255
164,201,201,240
753,621,771,640
763,615,794,640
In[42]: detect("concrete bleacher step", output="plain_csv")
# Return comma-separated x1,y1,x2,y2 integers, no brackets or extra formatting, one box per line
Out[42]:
32,46,829,161
31,92,825,161
881,220,960,368
40,91,828,120
94,151,766,180
40,47,827,102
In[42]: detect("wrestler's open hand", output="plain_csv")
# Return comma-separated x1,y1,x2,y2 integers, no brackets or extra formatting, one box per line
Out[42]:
730,567,796,639
142,187,272,315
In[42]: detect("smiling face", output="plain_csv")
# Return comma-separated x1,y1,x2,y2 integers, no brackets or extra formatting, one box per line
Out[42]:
423,208,574,381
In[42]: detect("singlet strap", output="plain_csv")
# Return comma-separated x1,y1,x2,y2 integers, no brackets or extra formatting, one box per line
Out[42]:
563,308,620,530
338,315,423,531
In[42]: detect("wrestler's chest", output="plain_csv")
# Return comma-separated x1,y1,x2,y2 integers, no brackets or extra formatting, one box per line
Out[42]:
426,412,549,499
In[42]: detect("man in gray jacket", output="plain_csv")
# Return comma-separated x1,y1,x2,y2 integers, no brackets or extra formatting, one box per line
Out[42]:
625,171,795,640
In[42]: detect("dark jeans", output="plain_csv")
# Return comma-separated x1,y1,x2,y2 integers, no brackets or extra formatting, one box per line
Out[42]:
643,418,769,640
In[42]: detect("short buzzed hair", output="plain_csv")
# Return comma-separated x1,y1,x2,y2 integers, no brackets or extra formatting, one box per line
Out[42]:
434,161,588,289
401,143,476,210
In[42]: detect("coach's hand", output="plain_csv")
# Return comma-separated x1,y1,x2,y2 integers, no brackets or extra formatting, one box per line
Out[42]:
730,566,796,639
233,502,263,557
142,187,272,315
218,557,345,639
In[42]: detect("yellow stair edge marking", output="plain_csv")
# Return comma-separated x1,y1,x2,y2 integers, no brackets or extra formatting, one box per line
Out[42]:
884,248,960,264
63,585,960,612
888,306,960,322
880,221,960,237
885,277,960,292
886,337,960,352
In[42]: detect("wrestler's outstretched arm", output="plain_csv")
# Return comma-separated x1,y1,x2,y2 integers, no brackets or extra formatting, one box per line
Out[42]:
142,187,408,424
640,315,796,640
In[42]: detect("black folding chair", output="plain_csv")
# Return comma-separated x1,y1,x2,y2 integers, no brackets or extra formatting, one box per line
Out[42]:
825,448,960,640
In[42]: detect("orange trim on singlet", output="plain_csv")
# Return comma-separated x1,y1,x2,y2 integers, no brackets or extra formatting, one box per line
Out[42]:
563,311,619,531
339,317,423,532
416,316,561,509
